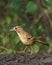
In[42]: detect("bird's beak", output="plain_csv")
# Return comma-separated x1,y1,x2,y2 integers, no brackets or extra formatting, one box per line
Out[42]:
10,27,15,31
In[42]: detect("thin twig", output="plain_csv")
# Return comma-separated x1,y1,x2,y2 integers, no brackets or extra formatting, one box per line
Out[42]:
0,46,8,51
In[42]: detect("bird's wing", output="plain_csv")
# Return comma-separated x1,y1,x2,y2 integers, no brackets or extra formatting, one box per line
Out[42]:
26,32,35,40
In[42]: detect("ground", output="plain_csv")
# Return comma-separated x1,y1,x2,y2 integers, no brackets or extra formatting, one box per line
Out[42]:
0,53,52,65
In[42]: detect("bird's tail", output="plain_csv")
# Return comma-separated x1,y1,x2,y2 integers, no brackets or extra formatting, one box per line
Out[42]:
34,40,49,46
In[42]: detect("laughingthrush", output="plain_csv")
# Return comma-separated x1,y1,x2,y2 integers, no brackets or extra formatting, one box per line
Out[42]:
10,26,49,52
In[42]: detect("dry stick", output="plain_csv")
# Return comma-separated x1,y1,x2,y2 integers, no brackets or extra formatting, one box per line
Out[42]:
44,8,52,28
30,9,49,38
30,12,44,30
48,42,52,54
29,7,52,48
0,46,8,51
44,10,52,54
30,9,51,54
31,1,52,54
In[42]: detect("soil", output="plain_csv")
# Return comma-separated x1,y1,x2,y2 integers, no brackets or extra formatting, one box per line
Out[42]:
0,53,52,65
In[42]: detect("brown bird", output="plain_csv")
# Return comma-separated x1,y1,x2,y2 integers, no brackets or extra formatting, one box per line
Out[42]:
10,26,49,52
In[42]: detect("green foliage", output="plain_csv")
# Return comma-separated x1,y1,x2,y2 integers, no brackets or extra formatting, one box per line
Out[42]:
0,0,51,54
46,37,51,43
5,17,11,25
9,0,21,9
26,1,38,13
2,36,9,45
38,25,45,32
33,44,40,53
45,0,52,6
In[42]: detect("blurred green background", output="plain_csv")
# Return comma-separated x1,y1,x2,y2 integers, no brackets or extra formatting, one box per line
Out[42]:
0,0,52,54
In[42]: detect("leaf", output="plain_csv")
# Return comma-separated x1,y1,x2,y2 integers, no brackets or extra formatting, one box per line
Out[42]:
14,36,20,44
26,1,38,13
38,25,45,32
20,22,26,27
5,17,11,24
38,25,42,30
46,37,51,43
7,49,13,54
33,44,39,53
2,36,9,45
44,45,49,52
9,0,21,9
45,0,52,6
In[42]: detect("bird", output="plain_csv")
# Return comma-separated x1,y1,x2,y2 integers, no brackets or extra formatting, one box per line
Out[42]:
10,26,49,52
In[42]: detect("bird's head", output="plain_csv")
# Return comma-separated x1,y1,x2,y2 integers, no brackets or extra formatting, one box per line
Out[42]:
10,26,24,33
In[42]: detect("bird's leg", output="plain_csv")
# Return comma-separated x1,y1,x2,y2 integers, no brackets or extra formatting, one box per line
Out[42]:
29,46,34,54
23,46,28,52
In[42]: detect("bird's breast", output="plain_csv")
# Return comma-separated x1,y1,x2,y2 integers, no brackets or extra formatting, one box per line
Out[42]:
17,33,26,42
17,33,33,45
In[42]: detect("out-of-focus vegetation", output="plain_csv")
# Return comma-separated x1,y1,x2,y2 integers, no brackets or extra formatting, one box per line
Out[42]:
0,0,52,54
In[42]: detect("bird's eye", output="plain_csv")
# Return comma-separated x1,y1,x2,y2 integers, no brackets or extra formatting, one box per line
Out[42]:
15,27,17,29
